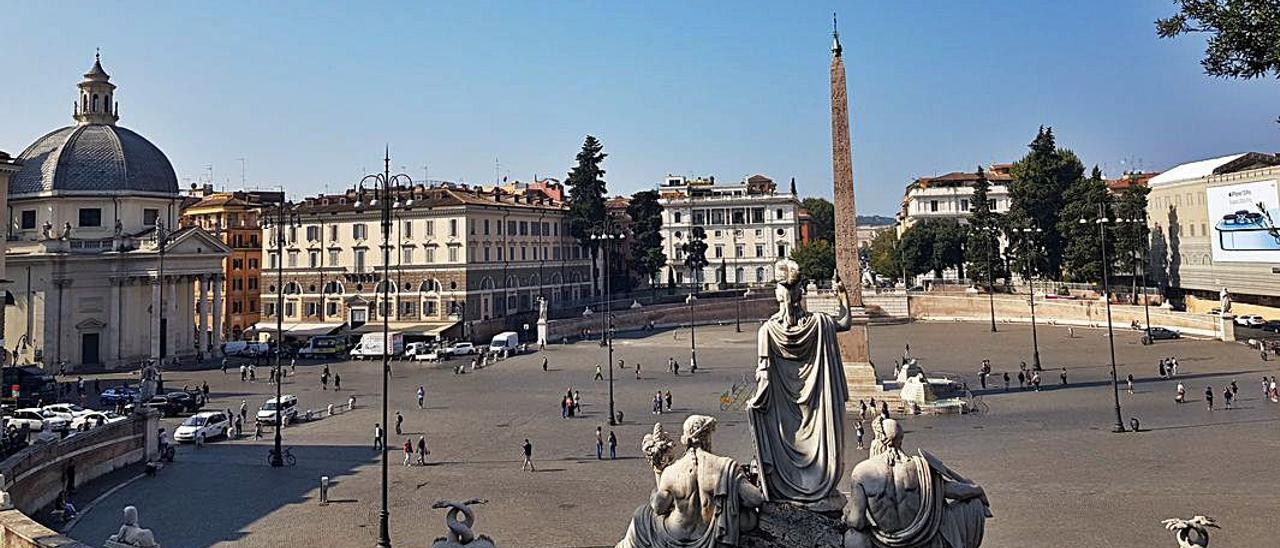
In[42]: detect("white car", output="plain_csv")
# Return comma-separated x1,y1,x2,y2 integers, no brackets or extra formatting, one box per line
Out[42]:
256,395,299,426
447,342,477,356
70,411,127,431
8,408,69,432
42,403,94,422
1234,314,1266,326
174,411,231,443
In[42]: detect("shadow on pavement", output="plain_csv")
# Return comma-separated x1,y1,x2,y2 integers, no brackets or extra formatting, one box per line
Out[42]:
66,442,374,547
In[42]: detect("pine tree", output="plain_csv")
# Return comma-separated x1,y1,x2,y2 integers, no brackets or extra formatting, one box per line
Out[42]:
565,135,608,295
626,190,666,296
1007,127,1085,279
964,166,1006,288
682,226,709,292
1057,166,1113,283
791,240,836,284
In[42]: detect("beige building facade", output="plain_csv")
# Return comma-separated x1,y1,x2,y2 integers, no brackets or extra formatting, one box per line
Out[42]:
658,174,802,288
1146,152,1280,309
257,185,593,341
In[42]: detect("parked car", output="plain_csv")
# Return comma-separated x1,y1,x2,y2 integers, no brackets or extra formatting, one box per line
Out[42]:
1142,327,1182,344
69,411,127,431
144,391,203,417
143,396,182,417
256,395,299,425
41,403,94,422
1234,314,1266,326
1258,321,1280,333
174,411,231,443
403,341,437,360
98,386,141,407
446,342,477,357
7,408,69,432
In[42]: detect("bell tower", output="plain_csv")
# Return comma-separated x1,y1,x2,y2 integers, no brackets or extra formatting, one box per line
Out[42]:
73,50,119,126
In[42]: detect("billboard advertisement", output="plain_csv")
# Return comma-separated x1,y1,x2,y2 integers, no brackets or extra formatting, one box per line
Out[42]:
1206,180,1280,263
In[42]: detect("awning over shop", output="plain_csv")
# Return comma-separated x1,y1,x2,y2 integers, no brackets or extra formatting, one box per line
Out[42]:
349,321,458,338
251,322,344,338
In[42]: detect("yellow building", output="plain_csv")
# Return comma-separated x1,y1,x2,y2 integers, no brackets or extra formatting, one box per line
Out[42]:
181,192,269,341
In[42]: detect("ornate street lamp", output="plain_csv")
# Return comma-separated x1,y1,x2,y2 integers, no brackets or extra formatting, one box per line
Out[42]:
1013,226,1044,370
355,148,415,548
736,288,751,332
973,225,1000,332
591,226,625,425
1080,204,1127,433
261,199,301,468
686,292,697,371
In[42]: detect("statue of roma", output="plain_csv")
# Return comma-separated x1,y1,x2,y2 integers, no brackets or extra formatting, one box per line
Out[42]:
844,419,991,548
748,258,852,508
617,415,764,548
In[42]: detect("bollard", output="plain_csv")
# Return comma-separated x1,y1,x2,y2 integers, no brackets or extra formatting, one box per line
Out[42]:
327,404,334,417
320,476,330,505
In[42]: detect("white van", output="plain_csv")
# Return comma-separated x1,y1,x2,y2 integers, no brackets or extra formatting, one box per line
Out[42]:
224,341,270,357
489,332,520,355
256,395,299,425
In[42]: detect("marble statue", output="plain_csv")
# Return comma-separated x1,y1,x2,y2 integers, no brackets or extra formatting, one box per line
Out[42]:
1218,288,1231,313
61,221,72,240
844,419,990,548
431,499,495,548
866,412,889,459
537,297,549,322
0,474,11,510
106,506,160,548
1162,516,1218,548
617,415,764,548
747,258,852,508
640,423,679,486
41,220,53,240
114,219,124,237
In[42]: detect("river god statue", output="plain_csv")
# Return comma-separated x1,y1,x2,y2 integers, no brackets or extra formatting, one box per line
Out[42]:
617,415,763,548
748,258,851,508
844,419,990,548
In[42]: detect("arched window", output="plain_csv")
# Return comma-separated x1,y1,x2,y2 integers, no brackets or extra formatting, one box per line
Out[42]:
92,94,99,112
735,267,744,284
755,267,766,283
374,279,397,293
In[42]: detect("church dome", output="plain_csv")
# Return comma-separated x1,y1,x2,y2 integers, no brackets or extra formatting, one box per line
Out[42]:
11,124,178,196
8,54,178,197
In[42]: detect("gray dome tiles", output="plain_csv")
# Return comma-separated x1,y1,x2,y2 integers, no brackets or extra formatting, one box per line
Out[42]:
11,124,178,196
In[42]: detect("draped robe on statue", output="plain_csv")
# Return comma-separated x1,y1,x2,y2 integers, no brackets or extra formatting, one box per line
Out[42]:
616,452,751,548
748,310,848,504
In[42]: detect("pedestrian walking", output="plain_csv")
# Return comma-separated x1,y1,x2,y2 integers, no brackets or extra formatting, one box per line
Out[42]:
858,400,867,421
1126,374,1135,394
1059,368,1068,386
1176,382,1185,404
560,395,569,419
239,400,248,423
253,420,263,440
542,357,548,372
240,364,247,382
635,362,641,380
395,411,404,435
201,381,209,399
417,386,426,409
667,357,675,373
595,426,604,459
855,420,865,449
321,372,329,390
269,368,276,384
594,365,603,381
608,430,617,459
348,395,356,410
1223,387,1233,410
249,366,256,382
1230,379,1239,399
1158,359,1167,379
233,415,243,438
521,439,535,472
373,424,384,451
1031,372,1041,392
417,435,428,465
574,390,582,415
1002,372,1010,391
1205,386,1214,410
222,358,229,374
403,439,414,466
665,390,672,412
1017,370,1025,389
290,357,297,373
333,374,341,391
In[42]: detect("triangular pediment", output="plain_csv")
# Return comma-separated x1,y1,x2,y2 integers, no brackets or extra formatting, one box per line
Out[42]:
164,227,232,255
75,318,107,330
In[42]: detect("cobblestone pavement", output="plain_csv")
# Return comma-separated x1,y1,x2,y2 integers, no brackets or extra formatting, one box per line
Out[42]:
65,322,1280,547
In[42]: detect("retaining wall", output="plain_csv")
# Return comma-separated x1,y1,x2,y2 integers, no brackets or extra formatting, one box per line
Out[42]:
547,297,776,340
0,510,90,548
908,294,1220,337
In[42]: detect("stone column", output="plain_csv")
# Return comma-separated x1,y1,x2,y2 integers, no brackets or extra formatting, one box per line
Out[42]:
107,277,121,365
829,24,871,367
198,274,210,354
150,277,162,360
211,274,224,354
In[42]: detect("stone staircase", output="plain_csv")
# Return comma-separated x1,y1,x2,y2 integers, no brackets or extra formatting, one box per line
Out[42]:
843,362,900,408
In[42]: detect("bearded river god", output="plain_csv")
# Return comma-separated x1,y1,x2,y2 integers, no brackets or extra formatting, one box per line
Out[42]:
747,258,852,509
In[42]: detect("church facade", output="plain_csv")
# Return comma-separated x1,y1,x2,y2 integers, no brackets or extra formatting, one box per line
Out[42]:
4,56,228,371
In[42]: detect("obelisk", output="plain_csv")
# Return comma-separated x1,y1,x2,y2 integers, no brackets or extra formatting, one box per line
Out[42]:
830,14,875,383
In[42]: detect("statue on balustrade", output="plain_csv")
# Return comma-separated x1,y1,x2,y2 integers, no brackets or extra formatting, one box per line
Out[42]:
747,258,852,509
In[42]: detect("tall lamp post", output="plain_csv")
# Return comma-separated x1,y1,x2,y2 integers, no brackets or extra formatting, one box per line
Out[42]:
356,149,414,548
736,288,751,332
1014,226,1044,370
974,225,999,332
261,200,300,468
1080,204,1127,433
686,292,697,371
590,226,625,425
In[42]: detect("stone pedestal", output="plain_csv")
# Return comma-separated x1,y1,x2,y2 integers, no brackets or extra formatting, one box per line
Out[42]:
837,307,896,406
742,501,845,548
1218,314,1236,342
536,318,548,347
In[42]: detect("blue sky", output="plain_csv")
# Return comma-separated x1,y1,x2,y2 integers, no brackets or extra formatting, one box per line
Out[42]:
2,1,1275,215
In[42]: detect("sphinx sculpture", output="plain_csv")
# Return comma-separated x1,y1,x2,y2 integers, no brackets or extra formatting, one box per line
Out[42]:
617,415,763,548
844,419,990,548
431,499,496,548
748,259,851,508
105,505,160,548
1161,516,1218,548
